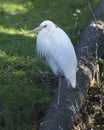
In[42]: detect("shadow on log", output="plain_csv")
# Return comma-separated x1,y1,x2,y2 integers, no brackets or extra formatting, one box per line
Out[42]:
39,0,104,130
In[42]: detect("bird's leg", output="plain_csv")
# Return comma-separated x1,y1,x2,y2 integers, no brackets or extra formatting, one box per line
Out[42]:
57,75,62,105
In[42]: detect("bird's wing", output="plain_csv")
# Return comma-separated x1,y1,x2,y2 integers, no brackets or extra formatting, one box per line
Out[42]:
50,28,77,88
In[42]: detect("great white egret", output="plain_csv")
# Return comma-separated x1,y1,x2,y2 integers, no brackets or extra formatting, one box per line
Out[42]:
28,20,77,105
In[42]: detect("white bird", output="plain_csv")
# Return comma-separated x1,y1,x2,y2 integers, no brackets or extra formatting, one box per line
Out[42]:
28,20,77,105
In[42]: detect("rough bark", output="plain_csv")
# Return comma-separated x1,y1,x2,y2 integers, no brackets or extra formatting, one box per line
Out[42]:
39,0,104,130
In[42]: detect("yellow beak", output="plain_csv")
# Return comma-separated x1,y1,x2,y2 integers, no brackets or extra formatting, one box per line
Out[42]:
27,26,42,34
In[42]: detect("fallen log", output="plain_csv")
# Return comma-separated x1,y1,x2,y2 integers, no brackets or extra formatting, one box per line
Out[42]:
39,0,104,130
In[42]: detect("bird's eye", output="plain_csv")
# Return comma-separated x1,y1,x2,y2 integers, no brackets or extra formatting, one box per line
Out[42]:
44,25,47,28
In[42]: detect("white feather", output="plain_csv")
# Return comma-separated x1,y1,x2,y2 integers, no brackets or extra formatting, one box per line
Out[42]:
36,20,77,88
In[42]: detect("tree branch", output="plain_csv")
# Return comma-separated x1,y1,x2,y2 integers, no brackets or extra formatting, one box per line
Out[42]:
39,0,104,130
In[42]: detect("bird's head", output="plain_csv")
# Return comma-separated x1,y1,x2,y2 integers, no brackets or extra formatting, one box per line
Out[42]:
28,20,56,34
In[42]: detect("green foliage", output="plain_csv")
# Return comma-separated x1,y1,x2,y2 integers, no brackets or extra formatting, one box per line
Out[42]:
0,0,100,129
99,58,104,64
99,58,104,93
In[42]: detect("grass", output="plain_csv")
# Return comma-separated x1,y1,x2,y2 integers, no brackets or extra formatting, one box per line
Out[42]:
0,0,100,129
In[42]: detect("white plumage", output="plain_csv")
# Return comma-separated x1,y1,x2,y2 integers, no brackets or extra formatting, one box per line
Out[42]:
28,20,77,88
